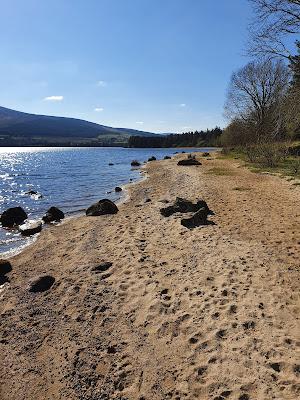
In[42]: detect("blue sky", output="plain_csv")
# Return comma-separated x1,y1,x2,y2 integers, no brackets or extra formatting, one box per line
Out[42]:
0,0,253,133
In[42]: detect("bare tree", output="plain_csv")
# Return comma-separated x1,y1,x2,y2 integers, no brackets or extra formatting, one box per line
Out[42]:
248,0,300,59
225,59,290,139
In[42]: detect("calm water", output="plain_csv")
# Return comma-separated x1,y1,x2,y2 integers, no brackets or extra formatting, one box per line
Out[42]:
0,146,214,255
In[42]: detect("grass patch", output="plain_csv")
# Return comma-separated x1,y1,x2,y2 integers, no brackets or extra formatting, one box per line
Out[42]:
219,145,300,179
247,158,300,178
206,167,236,176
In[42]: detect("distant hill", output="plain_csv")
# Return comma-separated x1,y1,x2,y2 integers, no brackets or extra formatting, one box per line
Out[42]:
0,106,158,146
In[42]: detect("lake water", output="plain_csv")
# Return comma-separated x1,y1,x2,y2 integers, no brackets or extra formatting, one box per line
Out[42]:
0,146,214,255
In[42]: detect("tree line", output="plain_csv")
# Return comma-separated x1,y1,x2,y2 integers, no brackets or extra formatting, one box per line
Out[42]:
128,127,222,148
222,0,300,149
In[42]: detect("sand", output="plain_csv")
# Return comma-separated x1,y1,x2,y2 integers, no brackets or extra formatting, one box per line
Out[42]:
0,153,299,400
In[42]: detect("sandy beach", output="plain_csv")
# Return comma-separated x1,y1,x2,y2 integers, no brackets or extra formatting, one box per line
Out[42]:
0,153,299,400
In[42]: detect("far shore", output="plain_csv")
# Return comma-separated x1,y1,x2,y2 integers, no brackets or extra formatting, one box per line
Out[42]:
0,153,299,400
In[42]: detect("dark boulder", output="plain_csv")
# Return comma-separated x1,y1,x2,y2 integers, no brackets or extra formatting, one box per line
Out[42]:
181,207,210,229
42,207,65,223
28,275,55,293
0,207,27,227
160,197,212,217
164,156,171,160
202,152,210,157
19,221,42,236
115,186,122,192
86,199,119,216
148,156,156,161
131,160,140,167
177,158,201,166
108,163,114,166
0,259,12,275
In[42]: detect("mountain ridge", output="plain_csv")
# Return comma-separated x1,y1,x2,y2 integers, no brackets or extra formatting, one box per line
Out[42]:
0,106,159,146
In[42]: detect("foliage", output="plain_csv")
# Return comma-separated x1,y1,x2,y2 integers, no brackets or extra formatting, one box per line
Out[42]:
224,59,290,141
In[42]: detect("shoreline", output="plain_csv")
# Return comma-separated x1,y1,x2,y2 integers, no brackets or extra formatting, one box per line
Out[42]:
1,153,299,400
0,163,148,259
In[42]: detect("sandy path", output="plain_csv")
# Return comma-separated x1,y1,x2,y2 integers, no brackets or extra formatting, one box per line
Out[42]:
0,154,299,400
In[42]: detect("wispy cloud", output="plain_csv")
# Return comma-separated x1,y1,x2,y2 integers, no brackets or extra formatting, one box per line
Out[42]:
135,121,144,125
179,103,186,107
96,80,107,87
94,107,104,112
44,95,64,102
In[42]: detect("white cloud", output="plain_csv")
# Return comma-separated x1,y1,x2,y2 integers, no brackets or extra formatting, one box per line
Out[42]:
135,121,144,125
182,126,192,130
180,103,186,107
44,95,63,102
96,80,107,87
94,107,104,112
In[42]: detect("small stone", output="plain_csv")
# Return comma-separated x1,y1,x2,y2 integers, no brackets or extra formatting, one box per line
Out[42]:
28,275,55,293
91,262,112,273
19,221,42,236
115,187,122,192
269,362,281,372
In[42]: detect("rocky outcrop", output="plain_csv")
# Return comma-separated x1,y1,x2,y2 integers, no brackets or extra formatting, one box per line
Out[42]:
148,156,156,162
181,207,211,229
42,207,65,223
160,197,214,229
19,222,42,236
0,207,28,227
177,158,201,166
160,197,212,217
28,275,55,293
115,187,122,192
86,199,119,216
164,156,171,160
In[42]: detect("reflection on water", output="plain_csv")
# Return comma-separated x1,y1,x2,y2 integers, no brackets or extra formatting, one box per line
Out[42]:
0,146,214,255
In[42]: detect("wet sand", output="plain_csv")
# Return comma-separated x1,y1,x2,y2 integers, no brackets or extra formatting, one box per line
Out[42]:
0,153,299,400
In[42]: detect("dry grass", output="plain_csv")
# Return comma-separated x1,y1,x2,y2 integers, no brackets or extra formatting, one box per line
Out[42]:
205,167,236,176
